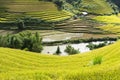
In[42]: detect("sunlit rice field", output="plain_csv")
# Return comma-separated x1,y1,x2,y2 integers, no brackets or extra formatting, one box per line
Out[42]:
98,24,120,34
93,15,120,24
94,14,120,35
0,40,120,79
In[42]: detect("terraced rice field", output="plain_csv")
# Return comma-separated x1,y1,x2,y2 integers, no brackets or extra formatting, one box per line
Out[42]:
26,11,73,22
1,0,58,12
94,14,120,35
98,24,120,34
0,40,120,79
0,0,73,23
55,19,103,34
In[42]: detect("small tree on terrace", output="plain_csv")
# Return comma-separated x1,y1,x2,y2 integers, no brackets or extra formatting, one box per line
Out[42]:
55,46,61,55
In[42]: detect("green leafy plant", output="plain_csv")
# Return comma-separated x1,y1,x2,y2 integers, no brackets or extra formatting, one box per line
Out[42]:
92,56,103,65
65,44,80,55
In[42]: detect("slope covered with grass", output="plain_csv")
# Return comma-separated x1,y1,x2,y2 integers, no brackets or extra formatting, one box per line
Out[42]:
0,0,118,24
0,40,120,79
99,24,120,34
93,14,120,35
0,0,73,23
80,0,115,14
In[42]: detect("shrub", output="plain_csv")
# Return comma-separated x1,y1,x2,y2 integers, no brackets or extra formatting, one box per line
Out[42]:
92,56,103,65
86,42,95,50
32,43,43,53
64,45,80,55
23,48,29,51
87,42,107,50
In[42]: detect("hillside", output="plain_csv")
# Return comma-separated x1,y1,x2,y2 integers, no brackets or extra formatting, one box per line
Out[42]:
0,0,118,23
0,0,120,80
0,0,73,23
93,14,120,35
0,40,120,79
48,0,117,15
78,0,115,14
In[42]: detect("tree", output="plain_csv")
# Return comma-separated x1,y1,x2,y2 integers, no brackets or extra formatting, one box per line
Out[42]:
0,31,43,53
55,46,61,55
16,19,25,30
31,32,43,52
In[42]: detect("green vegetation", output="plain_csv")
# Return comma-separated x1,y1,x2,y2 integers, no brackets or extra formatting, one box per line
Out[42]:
0,31,43,53
43,37,117,46
0,40,120,79
86,41,111,50
65,45,80,55
92,56,103,65
55,46,61,55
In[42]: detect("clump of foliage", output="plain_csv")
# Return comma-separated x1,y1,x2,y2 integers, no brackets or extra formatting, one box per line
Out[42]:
0,31,43,53
92,56,103,65
87,41,108,50
65,44,80,55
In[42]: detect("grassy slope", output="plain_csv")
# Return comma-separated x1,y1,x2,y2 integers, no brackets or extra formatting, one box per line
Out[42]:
80,0,114,14
93,14,120,35
0,0,73,23
0,41,120,79
0,0,116,23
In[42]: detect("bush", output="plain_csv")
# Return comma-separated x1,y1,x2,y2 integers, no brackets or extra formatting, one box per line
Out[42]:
87,41,107,50
23,48,29,51
92,56,103,65
86,42,95,50
64,45,80,55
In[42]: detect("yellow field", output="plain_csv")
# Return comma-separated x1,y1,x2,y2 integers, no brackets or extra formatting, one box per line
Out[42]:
93,15,120,24
98,24,120,34
0,40,120,79
93,14,120,34
2,0,58,12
